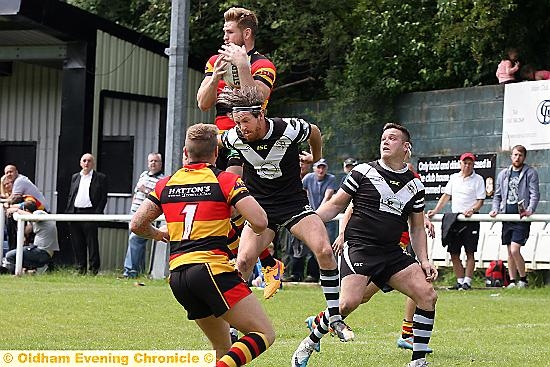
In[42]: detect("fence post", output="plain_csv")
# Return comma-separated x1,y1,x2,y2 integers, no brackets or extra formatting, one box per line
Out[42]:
0,204,4,260
15,218,25,275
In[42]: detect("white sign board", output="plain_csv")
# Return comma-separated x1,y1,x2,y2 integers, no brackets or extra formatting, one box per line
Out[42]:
502,80,550,151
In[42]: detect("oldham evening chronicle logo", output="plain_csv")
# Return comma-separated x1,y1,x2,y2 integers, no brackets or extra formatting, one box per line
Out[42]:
536,100,550,125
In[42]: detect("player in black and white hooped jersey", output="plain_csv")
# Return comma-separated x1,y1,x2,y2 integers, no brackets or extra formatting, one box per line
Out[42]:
292,123,438,367
218,86,354,346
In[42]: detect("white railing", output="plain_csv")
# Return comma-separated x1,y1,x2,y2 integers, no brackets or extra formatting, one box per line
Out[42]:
6,213,163,276
3,212,550,275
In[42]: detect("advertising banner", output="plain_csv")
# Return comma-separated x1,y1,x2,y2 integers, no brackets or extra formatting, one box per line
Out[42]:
416,154,497,201
502,80,550,150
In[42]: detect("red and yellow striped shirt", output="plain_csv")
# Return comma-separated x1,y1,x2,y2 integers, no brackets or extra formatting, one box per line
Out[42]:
148,163,249,272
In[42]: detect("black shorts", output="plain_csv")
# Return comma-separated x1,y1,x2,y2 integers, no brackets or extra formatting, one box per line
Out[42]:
216,146,242,171
502,222,531,246
339,242,417,290
446,221,480,254
261,197,315,232
169,263,251,320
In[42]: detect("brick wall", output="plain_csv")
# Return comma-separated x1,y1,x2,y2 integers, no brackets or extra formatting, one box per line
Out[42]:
396,85,549,213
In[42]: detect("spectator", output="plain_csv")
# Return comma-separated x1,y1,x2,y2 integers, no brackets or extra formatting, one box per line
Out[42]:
3,165,47,251
341,157,358,186
1,174,13,199
3,165,47,210
520,64,550,81
427,152,486,290
65,153,108,275
2,199,59,274
496,47,520,84
489,145,539,288
299,158,338,282
122,153,164,279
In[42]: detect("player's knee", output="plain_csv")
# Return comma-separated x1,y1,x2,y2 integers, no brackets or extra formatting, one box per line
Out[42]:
263,327,276,346
339,297,360,316
314,243,336,263
419,287,438,310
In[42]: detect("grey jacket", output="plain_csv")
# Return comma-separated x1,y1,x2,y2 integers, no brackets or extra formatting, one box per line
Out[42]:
491,164,540,213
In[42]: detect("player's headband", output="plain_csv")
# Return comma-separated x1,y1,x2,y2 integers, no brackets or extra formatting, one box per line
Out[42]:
232,106,262,113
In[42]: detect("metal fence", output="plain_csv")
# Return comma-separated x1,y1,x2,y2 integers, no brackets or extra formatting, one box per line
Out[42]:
2,207,550,276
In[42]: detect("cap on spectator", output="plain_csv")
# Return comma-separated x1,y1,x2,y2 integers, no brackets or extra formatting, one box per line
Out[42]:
314,158,328,168
460,152,476,161
343,157,358,167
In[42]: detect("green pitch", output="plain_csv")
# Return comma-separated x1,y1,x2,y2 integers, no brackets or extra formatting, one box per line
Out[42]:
1,273,548,366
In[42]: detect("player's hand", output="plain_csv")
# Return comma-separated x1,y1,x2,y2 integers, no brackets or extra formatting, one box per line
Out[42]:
332,234,345,255
421,261,438,282
156,225,170,243
299,151,313,164
426,209,436,218
212,55,228,81
489,210,497,217
219,43,248,69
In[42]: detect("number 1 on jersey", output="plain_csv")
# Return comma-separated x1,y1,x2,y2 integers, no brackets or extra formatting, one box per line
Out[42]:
181,204,198,240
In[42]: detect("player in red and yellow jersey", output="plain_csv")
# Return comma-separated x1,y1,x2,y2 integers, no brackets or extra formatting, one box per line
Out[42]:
197,7,281,300
130,124,274,367
197,7,276,174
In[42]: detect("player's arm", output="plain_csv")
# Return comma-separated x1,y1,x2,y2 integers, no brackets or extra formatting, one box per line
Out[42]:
218,44,271,101
197,56,227,111
234,196,268,235
307,124,322,164
316,188,352,223
130,199,168,242
426,193,450,217
333,202,353,254
409,211,437,281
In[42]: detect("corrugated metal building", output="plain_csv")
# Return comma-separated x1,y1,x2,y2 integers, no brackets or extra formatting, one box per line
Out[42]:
0,0,214,271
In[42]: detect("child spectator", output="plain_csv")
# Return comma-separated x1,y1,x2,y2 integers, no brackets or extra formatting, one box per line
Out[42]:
496,47,520,84
520,64,550,81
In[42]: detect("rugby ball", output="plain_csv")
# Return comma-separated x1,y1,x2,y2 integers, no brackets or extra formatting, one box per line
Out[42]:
223,62,241,88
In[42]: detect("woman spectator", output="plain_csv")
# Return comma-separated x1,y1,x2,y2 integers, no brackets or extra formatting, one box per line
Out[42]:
496,47,520,84
1,175,13,199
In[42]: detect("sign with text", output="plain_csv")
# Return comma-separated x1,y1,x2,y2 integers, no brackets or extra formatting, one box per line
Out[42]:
502,80,550,151
416,154,497,201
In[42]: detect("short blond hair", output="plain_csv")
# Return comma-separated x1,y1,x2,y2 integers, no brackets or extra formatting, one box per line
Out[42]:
224,7,258,37
185,124,219,161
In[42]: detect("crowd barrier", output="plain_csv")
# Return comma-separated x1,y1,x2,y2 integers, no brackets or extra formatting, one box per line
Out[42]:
2,207,550,276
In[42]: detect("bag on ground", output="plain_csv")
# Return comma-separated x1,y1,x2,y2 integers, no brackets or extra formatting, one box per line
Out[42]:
485,260,509,287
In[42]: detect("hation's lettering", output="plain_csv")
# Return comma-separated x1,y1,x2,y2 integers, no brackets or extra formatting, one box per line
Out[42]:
167,186,211,198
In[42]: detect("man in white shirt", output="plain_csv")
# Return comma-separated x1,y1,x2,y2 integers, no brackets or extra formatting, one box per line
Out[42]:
65,153,108,275
427,152,486,290
122,153,164,278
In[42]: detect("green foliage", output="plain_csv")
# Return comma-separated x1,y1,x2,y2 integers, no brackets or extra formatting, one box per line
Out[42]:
64,0,550,162
1,273,550,366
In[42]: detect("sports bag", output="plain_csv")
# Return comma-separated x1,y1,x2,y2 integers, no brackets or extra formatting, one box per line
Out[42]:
485,260,509,287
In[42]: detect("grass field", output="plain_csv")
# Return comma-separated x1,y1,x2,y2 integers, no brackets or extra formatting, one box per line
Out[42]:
1,272,549,366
